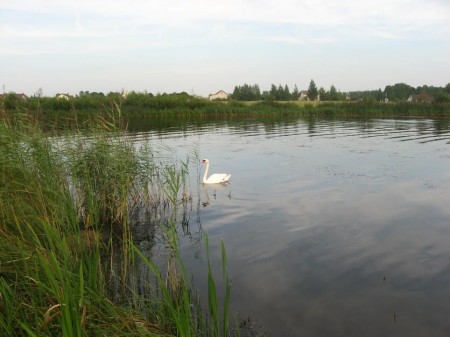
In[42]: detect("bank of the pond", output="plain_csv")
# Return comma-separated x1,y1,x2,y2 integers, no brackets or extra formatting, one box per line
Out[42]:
0,115,238,337
118,101,449,118
2,94,450,118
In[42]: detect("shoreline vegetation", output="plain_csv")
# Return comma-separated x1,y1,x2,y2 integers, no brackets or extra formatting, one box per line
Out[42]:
1,91,450,119
0,112,242,337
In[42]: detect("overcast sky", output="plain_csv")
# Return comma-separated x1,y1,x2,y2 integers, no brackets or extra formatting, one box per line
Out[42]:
1,0,449,97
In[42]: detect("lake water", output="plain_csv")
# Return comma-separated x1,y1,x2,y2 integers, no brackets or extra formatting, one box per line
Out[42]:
130,117,450,337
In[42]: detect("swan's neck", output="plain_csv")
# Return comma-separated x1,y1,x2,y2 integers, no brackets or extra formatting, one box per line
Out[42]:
202,162,209,183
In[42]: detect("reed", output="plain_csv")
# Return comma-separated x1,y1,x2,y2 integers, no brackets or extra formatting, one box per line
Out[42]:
0,112,234,336
4,93,449,118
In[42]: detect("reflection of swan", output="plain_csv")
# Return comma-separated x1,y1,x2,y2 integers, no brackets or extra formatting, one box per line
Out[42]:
202,186,211,207
202,183,231,208
201,159,231,184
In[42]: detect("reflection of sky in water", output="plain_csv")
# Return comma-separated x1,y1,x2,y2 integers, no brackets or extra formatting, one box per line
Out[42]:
138,118,450,336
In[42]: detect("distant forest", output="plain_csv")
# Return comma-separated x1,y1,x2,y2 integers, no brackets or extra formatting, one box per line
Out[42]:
230,81,450,103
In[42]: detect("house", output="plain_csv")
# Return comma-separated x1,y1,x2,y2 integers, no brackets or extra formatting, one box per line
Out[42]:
298,91,320,101
56,93,72,100
298,91,309,101
209,90,229,101
407,93,432,103
0,93,28,100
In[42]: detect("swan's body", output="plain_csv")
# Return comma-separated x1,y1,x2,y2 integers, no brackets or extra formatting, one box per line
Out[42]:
201,159,231,184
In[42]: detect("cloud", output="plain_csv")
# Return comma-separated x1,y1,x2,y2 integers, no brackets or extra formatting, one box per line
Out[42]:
1,0,448,94
2,0,448,41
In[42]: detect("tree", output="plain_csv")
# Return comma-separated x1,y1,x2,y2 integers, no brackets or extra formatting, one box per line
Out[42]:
329,85,338,101
231,84,261,101
435,92,450,103
318,87,327,101
292,85,300,100
307,80,318,101
384,83,414,101
284,84,290,101
445,83,450,94
261,91,270,100
376,89,384,102
34,88,43,98
434,83,450,102
266,83,292,101
269,84,278,100
277,85,284,100
231,86,240,100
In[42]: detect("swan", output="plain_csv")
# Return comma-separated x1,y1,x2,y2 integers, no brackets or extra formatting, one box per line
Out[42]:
201,159,231,184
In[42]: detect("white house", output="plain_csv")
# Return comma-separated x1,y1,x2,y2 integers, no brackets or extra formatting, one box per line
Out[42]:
56,93,72,100
298,91,309,101
298,91,320,101
209,90,229,100
121,90,129,99
407,93,432,103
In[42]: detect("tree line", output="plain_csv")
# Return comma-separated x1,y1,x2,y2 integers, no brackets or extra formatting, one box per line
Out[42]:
230,80,343,101
231,81,450,103
349,83,450,103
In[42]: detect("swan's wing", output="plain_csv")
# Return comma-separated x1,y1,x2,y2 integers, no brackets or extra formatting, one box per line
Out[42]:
205,173,231,184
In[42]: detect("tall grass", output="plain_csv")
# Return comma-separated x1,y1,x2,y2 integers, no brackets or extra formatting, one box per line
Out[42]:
3,92,449,118
0,112,234,336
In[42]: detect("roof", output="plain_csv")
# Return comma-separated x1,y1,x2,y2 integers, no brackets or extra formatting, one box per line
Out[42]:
209,90,228,96
0,93,28,100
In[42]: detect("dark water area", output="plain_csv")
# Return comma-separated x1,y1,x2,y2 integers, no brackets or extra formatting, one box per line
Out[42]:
128,116,450,336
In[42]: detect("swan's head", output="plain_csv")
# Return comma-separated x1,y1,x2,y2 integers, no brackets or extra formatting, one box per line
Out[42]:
201,159,209,164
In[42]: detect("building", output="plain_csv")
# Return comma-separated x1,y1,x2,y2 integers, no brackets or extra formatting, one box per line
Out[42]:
298,91,308,101
298,91,320,101
407,93,433,103
209,90,229,101
121,90,128,99
56,93,72,100
0,93,28,100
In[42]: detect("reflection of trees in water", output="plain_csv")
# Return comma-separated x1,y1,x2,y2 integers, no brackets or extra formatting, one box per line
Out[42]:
43,115,450,143
432,118,450,135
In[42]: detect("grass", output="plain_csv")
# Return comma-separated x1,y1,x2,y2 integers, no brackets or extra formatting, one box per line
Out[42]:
3,93,449,119
0,111,235,336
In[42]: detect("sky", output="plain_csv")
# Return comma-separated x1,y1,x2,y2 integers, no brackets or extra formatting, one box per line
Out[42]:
1,0,449,97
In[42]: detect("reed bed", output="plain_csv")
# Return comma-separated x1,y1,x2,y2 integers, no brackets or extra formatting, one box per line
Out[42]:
0,112,233,336
4,93,449,118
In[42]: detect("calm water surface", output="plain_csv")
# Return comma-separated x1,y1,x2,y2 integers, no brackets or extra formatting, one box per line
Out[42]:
132,117,450,337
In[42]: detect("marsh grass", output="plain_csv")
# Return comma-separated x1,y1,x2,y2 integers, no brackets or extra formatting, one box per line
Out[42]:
0,112,234,336
4,92,448,119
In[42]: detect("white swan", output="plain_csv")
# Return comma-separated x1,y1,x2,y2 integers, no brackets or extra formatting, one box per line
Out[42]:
201,159,231,184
